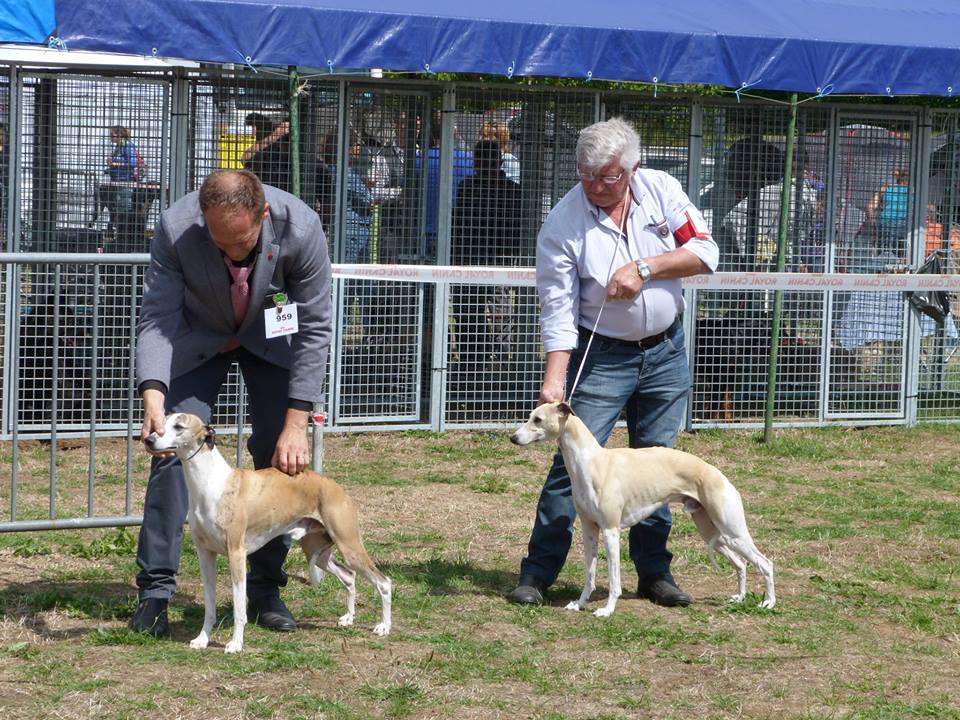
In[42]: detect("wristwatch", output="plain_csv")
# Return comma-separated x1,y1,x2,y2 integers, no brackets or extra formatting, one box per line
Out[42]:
635,259,652,283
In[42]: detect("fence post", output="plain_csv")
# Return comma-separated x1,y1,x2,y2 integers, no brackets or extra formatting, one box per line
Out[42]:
288,66,301,199
763,93,798,442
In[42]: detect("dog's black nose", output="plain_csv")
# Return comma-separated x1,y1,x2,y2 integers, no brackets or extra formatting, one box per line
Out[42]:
510,435,521,445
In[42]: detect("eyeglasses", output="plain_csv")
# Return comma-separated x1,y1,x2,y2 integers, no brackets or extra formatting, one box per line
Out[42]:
577,168,624,185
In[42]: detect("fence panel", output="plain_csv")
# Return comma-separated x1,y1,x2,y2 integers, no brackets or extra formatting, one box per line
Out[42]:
4,63,960,531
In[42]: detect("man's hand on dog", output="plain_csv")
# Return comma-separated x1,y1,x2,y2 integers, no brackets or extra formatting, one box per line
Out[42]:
141,388,176,457
272,408,311,475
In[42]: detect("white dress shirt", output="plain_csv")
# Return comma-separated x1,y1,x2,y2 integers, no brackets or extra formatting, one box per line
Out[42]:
536,168,718,352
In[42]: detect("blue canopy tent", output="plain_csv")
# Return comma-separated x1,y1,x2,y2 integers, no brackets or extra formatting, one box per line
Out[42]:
0,0,55,44
3,0,960,97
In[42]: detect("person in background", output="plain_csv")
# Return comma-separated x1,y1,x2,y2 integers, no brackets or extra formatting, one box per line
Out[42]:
366,112,411,265
508,117,718,608
450,140,523,397
924,203,960,273
416,112,473,259
358,127,403,206
130,169,332,638
480,120,520,184
242,113,292,193
92,125,141,242
865,166,910,258
319,130,378,340
320,129,374,264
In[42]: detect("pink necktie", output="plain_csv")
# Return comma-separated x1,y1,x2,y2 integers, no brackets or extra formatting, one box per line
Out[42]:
224,255,252,326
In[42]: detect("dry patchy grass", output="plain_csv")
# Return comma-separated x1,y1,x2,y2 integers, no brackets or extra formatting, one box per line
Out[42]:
0,424,959,719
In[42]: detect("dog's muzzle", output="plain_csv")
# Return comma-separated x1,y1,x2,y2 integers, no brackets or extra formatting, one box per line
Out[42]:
511,427,537,445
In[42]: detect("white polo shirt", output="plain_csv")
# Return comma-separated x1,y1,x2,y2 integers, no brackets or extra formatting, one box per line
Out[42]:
536,168,718,353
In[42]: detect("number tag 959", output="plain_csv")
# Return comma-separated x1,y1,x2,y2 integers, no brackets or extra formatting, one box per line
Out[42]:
264,302,299,338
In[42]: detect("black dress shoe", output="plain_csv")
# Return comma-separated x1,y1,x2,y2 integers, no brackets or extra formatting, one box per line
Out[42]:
507,574,548,605
248,595,298,632
130,597,171,638
637,575,691,607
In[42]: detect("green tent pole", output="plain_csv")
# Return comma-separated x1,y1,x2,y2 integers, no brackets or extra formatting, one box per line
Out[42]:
763,93,798,443
288,66,301,199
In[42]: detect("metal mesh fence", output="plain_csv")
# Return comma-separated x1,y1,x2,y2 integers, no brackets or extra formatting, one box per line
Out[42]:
3,66,960,443
11,72,167,433
333,86,427,423
18,73,167,254
825,114,915,419
917,111,960,419
444,88,594,424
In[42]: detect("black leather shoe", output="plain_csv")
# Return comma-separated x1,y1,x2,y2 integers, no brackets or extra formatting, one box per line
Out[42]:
507,574,547,605
637,575,691,607
130,597,171,638
248,595,298,632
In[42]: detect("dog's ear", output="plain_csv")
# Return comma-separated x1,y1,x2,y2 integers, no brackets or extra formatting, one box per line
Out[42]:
203,426,217,449
558,401,575,417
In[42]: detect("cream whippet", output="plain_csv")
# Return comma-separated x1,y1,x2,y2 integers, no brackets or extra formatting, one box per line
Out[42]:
143,412,391,653
511,402,775,617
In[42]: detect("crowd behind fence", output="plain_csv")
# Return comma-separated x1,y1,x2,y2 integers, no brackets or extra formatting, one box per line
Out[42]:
2,64,960,446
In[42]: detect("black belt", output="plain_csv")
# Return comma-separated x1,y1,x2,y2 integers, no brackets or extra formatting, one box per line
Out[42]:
579,315,681,350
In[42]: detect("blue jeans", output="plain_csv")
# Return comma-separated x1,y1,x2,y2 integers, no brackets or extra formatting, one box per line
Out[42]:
519,320,690,587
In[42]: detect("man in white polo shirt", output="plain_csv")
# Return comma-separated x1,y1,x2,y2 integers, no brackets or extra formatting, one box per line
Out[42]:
509,117,718,607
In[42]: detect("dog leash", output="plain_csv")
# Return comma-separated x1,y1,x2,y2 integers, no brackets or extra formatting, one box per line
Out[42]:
566,188,634,403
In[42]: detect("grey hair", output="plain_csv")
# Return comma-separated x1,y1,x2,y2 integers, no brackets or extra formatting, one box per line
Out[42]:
576,117,641,172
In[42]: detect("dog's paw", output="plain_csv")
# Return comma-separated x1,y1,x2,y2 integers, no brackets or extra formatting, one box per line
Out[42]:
189,634,209,650
728,594,746,604
372,622,390,636
593,606,615,618
337,612,355,627
564,601,584,611
224,639,243,654
758,598,776,609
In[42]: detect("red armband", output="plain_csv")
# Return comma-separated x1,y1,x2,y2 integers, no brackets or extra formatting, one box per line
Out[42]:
673,210,710,246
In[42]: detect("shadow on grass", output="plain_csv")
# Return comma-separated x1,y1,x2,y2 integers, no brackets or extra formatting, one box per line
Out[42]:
0,578,211,643
0,578,138,640
369,557,587,605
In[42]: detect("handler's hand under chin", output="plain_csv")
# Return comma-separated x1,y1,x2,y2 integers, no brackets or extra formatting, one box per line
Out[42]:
140,388,175,457
606,261,643,301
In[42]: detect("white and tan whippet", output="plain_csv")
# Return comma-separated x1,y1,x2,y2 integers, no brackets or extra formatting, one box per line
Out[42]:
143,412,392,653
511,402,775,617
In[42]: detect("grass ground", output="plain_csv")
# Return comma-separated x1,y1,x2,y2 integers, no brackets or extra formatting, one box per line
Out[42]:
0,423,959,719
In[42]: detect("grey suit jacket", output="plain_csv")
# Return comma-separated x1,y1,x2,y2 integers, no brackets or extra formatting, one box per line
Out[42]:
136,185,332,404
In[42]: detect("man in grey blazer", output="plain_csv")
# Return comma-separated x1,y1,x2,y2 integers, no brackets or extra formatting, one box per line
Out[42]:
131,170,332,637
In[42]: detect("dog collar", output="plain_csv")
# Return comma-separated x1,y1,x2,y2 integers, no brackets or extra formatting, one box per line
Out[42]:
183,427,216,461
